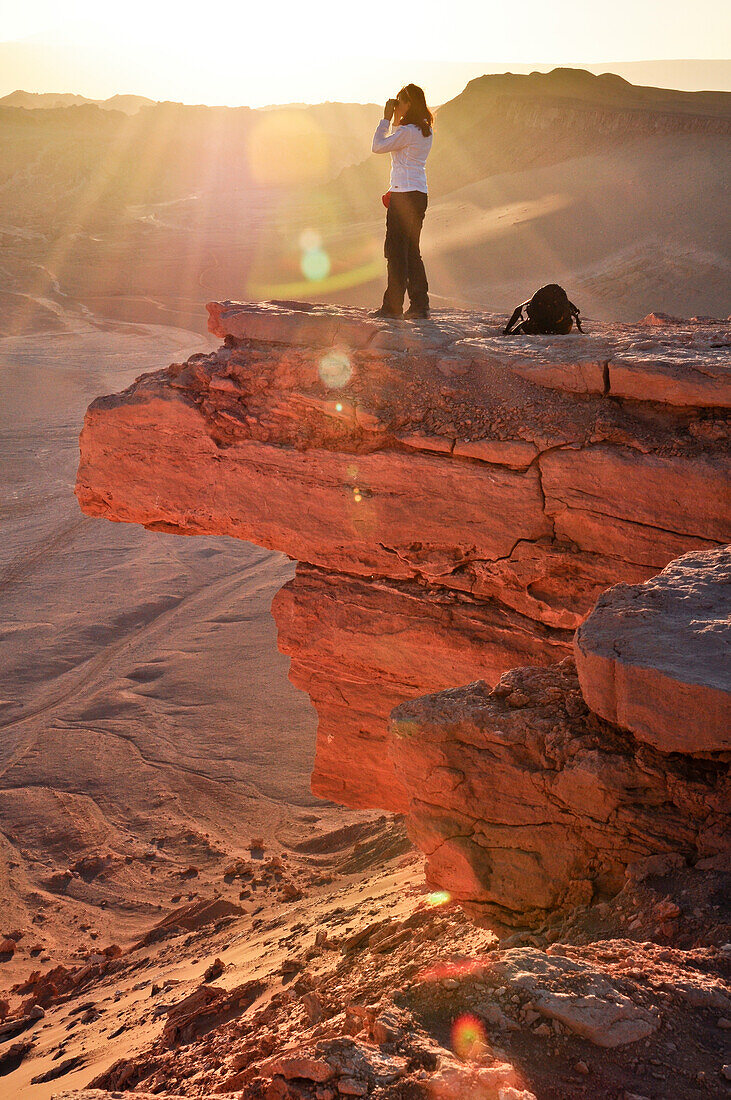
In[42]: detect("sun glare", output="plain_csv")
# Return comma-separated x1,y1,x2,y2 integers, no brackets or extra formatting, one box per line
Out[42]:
248,112,330,187
3,1,729,105
451,1014,490,1060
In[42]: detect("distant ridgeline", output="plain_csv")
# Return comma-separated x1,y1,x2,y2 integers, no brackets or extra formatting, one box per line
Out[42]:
2,68,729,333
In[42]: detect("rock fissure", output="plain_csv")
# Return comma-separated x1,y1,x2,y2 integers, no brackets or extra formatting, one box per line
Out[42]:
75,302,730,897
602,360,611,396
544,492,723,548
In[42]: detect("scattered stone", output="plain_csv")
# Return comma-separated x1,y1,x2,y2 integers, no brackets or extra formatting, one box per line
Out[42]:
302,991,323,1024
493,949,660,1047
31,1054,85,1083
262,1054,334,1083
203,958,224,982
338,1079,367,1097
0,1040,33,1073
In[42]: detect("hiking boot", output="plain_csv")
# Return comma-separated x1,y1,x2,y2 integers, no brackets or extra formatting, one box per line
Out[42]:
370,307,402,319
404,306,430,320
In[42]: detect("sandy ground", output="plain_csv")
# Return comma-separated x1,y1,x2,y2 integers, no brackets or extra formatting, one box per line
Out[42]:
0,311,390,986
2,817,418,1098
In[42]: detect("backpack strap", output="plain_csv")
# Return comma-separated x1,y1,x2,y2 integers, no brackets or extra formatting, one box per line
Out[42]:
569,301,583,332
503,302,528,335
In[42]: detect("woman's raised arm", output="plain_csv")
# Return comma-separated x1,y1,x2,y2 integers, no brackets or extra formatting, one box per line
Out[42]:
372,118,411,153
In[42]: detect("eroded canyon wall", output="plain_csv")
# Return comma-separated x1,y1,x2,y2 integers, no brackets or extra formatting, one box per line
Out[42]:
76,301,730,810
390,547,730,927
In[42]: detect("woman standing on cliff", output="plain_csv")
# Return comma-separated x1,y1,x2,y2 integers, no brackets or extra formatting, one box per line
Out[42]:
371,84,433,319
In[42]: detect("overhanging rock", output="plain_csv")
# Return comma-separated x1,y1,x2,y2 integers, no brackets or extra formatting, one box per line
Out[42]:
76,301,731,811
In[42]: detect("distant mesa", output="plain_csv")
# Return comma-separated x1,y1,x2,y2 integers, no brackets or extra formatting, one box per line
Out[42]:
0,89,156,114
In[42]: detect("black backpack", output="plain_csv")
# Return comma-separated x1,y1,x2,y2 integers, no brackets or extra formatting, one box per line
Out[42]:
503,284,583,335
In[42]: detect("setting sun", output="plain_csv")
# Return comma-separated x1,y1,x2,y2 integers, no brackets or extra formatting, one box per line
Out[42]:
2,0,730,105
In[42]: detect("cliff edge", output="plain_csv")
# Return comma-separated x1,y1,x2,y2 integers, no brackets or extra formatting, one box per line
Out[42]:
75,301,730,814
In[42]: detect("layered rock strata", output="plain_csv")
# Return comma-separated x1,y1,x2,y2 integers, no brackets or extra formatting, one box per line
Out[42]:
76,301,731,809
390,655,729,926
390,547,730,925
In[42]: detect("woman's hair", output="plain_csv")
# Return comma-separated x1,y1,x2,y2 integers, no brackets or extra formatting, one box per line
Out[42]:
397,84,433,137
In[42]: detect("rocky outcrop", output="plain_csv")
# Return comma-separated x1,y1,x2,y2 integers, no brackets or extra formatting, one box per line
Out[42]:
390,656,728,926
76,301,730,810
389,547,730,925
273,566,566,811
575,547,730,754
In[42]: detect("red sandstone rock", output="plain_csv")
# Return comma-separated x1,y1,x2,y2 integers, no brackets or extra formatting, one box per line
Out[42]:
77,385,550,576
273,565,570,810
137,898,243,946
429,1056,537,1099
575,548,731,754
161,980,264,1046
465,321,731,407
74,302,731,813
389,659,728,924
260,1053,334,1082
540,446,727,567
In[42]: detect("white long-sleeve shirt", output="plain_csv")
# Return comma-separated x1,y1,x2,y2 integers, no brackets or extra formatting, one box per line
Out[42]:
371,118,432,194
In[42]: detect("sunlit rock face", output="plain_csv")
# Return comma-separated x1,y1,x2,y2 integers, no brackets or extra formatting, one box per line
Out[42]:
390,655,729,928
390,547,730,926
76,301,731,810
575,547,731,755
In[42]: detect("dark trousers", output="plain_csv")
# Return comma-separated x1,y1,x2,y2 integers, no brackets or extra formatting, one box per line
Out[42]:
382,190,429,314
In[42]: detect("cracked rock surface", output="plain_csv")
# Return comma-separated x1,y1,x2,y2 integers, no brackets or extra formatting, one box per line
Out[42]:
390,657,728,925
75,301,731,810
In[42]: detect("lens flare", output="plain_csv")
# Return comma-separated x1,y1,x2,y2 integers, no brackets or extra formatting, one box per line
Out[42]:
353,488,362,503
249,258,383,300
301,246,331,282
416,955,496,985
451,1013,489,1061
319,349,352,389
298,228,322,252
427,890,451,907
247,111,329,187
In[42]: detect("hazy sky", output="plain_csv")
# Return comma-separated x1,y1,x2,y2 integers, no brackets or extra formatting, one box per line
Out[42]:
2,0,730,105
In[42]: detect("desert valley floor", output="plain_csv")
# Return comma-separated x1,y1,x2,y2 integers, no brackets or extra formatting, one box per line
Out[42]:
0,315,418,1095
0,303,728,1100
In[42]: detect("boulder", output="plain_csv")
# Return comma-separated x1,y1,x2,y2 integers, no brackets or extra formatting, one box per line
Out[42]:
575,548,731,754
490,948,659,1047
